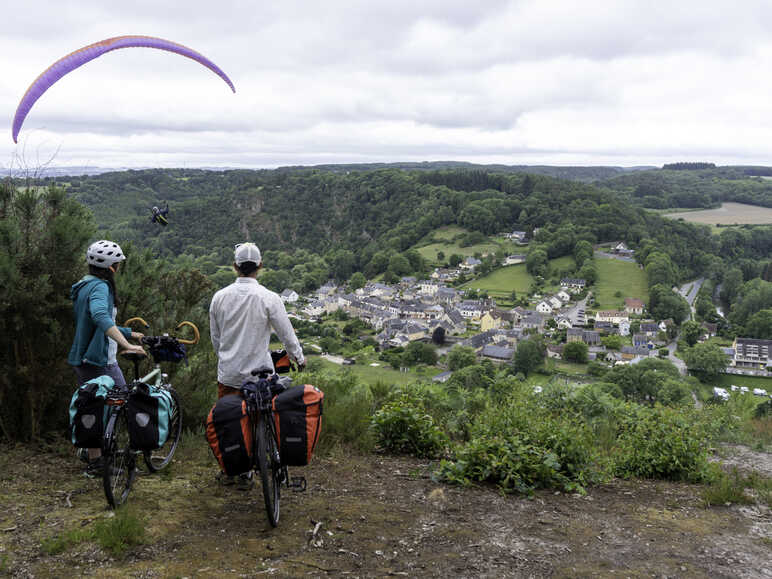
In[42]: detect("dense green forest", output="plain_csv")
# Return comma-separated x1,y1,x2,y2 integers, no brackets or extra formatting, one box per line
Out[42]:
599,165,772,209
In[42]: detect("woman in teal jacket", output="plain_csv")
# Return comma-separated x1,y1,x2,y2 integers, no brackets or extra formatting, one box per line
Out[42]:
68,240,145,475
68,240,145,385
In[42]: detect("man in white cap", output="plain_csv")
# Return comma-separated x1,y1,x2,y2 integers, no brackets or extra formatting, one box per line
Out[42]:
210,242,306,400
209,243,306,488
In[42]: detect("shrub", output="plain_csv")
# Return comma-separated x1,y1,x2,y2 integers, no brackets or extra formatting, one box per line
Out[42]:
614,404,711,482
701,466,755,507
436,396,600,493
371,394,448,458
306,370,379,452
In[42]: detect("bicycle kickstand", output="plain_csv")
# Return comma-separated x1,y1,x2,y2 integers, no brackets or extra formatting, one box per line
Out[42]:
288,476,307,492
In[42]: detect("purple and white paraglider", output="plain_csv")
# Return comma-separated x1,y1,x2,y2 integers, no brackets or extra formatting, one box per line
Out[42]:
12,35,235,143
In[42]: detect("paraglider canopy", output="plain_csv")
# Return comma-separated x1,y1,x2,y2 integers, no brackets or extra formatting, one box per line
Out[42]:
12,35,235,143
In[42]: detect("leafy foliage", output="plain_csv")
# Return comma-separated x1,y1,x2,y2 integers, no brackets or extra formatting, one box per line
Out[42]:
0,182,95,440
371,394,448,458
613,404,712,481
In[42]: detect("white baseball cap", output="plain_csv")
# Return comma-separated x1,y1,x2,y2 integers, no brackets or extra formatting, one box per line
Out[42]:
234,242,261,265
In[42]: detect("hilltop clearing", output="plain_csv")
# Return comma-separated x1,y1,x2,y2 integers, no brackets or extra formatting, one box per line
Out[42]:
1,442,769,577
665,202,772,226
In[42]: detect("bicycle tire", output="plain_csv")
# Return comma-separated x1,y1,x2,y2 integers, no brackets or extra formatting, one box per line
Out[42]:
103,410,137,509
256,415,281,526
144,387,182,472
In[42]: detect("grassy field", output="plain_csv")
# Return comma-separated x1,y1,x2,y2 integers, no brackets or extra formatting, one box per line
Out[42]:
312,356,438,386
461,255,575,299
711,373,772,392
593,257,649,310
665,202,772,226
414,226,517,266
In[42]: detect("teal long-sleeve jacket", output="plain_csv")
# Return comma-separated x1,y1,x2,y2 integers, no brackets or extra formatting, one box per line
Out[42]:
68,276,131,367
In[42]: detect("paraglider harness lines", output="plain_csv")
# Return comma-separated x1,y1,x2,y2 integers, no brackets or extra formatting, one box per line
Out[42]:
143,335,187,365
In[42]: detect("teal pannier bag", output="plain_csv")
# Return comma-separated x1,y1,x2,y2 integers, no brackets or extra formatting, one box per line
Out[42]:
69,375,114,448
127,383,174,450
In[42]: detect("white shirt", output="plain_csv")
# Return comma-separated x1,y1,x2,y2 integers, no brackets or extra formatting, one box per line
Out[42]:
209,277,305,387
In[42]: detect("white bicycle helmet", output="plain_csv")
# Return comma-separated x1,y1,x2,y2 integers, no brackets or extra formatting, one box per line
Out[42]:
86,240,126,269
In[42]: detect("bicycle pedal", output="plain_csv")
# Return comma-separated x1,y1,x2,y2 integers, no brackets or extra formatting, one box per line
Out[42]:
288,476,307,492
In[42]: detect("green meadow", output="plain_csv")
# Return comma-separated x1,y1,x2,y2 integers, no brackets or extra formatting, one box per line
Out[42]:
461,255,575,299
592,257,649,310
415,226,518,265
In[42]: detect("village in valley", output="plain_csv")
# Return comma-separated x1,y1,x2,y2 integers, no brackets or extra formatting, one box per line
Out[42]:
278,236,771,391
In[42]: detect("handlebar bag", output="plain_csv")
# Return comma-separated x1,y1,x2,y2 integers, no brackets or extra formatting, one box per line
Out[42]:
271,350,292,374
127,383,174,450
69,375,113,448
205,394,253,476
272,385,324,466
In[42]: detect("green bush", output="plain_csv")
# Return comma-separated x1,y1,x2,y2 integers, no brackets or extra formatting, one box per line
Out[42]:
305,369,380,452
614,404,711,482
371,394,448,458
437,395,600,493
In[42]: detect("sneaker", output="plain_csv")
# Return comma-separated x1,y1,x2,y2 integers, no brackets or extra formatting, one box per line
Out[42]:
76,448,89,463
84,457,104,478
236,472,254,491
216,471,235,486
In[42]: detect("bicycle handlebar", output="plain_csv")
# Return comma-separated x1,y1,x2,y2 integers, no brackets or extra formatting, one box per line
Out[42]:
124,316,150,329
123,317,200,345
175,321,200,345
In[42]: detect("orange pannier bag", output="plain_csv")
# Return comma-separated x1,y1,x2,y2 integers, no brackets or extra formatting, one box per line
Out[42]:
272,385,324,466
205,394,252,476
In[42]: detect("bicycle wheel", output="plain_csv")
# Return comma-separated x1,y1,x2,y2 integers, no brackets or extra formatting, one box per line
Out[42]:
144,388,182,472
103,410,137,509
256,415,281,526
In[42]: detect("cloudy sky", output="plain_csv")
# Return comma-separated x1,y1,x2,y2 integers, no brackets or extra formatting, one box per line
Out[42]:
3,0,772,169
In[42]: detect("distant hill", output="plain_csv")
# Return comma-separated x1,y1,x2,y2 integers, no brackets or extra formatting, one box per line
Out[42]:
277,161,653,182
600,166,772,209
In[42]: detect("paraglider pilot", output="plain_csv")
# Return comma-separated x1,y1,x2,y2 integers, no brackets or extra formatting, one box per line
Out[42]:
151,203,169,226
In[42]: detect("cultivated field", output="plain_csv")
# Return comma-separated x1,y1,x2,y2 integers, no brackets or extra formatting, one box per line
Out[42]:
593,257,649,310
665,202,772,225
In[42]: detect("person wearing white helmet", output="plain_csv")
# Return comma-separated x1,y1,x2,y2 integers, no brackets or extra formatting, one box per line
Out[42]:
68,240,146,476
209,242,306,488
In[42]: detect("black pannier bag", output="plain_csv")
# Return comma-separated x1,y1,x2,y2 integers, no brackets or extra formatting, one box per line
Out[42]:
272,385,324,466
205,395,252,476
127,383,174,451
69,375,113,448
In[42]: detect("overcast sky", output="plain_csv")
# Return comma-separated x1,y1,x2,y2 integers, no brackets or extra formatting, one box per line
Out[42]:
3,0,772,169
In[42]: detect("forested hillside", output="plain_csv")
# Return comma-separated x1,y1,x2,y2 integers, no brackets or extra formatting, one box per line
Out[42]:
56,167,771,292
599,165,772,209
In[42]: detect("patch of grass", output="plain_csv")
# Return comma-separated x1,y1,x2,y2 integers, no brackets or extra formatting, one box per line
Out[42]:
461,255,575,298
702,467,762,508
93,507,147,556
41,527,94,555
592,258,649,310
709,374,772,392
461,264,533,296
314,357,435,387
413,226,518,266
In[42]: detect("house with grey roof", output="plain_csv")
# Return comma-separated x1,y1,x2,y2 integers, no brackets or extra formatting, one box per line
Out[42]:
480,344,515,364
280,289,299,303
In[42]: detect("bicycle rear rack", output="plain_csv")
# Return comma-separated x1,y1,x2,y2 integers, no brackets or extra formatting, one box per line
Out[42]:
288,476,306,492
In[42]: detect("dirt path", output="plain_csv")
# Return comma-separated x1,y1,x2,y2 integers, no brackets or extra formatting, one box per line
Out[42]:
1,442,770,578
